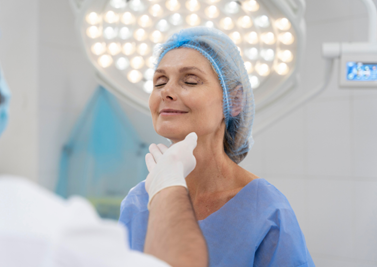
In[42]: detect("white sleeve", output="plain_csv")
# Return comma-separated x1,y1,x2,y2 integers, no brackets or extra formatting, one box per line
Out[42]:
0,176,171,267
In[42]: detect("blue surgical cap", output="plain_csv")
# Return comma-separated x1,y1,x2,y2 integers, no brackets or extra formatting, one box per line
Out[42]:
0,66,11,136
155,27,255,163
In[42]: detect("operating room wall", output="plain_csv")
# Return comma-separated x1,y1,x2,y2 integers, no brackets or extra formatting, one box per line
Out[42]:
240,0,377,266
0,0,39,181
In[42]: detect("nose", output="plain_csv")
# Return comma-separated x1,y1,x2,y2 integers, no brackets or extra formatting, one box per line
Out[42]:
160,81,178,102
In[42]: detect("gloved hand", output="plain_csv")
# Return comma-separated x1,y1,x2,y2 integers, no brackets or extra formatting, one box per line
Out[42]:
145,132,198,209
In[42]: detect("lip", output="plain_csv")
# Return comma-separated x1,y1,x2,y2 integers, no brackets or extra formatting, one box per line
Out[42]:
159,109,189,116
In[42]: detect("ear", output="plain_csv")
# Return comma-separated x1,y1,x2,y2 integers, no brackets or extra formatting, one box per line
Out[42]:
230,85,243,117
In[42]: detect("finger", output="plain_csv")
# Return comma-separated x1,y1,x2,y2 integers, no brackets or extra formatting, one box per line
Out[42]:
184,132,198,150
149,143,163,162
145,153,156,172
157,143,168,153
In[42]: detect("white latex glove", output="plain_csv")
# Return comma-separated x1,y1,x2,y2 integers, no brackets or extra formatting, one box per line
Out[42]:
145,132,198,209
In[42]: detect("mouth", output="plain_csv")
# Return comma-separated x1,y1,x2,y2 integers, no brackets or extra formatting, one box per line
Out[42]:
159,109,189,116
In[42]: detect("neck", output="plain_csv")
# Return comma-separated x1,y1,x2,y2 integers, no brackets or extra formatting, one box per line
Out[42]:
181,125,242,201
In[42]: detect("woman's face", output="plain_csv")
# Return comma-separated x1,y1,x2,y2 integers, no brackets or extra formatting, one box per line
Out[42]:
149,48,224,143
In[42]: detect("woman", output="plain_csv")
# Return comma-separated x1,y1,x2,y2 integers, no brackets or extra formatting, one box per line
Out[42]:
119,27,315,266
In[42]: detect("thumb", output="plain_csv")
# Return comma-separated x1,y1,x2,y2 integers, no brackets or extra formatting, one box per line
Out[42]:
184,132,198,150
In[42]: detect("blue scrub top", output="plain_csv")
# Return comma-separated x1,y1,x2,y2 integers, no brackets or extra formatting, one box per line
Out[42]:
119,178,315,267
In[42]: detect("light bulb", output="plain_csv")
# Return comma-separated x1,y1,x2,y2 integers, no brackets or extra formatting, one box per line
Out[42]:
104,11,119,23
244,31,258,44
156,19,170,32
205,21,214,27
86,12,100,25
249,75,260,88
245,48,258,60
128,70,143,83
107,42,121,55
119,27,131,39
275,18,291,31
237,16,252,28
186,0,200,11
229,31,242,44
131,56,145,69
220,17,234,30
206,0,220,3
244,61,253,74
277,50,293,62
243,0,259,11
110,0,127,8
98,55,113,68
129,0,145,12
256,63,270,76
255,15,270,28
121,12,135,25
144,68,155,80
150,30,164,43
260,49,275,61
138,14,152,27
116,57,129,70
261,32,275,45
86,26,101,38
275,63,289,75
122,42,136,55
144,81,154,93
225,1,240,14
103,27,117,39
146,56,157,68
134,28,147,41
186,14,201,26
166,0,180,11
169,13,183,25
91,42,106,55
149,4,164,17
279,32,294,45
205,5,219,18
137,43,150,55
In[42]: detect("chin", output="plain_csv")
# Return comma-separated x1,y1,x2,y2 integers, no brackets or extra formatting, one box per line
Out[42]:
156,124,191,142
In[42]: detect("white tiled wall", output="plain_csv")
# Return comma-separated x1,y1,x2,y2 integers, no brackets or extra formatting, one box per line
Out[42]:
0,0,376,266
242,0,377,266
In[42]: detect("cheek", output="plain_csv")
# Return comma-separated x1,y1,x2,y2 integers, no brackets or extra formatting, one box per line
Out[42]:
148,92,160,121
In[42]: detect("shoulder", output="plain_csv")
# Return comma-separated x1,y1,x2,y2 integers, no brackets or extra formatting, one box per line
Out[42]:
119,181,149,225
253,178,293,210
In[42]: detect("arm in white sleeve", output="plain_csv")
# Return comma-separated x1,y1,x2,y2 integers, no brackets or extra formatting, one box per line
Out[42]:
0,176,170,267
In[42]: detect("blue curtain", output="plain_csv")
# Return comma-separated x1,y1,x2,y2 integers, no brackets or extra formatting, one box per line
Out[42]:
56,86,148,220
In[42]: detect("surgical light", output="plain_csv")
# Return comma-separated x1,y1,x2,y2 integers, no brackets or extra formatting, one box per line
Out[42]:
275,18,291,31
127,70,143,83
116,57,129,70
166,0,181,11
205,5,220,18
243,0,259,12
220,17,234,30
186,0,200,12
98,54,113,68
278,50,293,62
143,80,154,93
91,42,106,55
74,0,304,115
244,61,253,73
149,4,164,17
86,12,100,24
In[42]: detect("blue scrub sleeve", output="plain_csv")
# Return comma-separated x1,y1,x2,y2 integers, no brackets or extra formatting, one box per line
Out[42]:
254,208,315,267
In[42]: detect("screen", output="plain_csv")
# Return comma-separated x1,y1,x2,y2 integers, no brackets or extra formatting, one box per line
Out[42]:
347,62,377,81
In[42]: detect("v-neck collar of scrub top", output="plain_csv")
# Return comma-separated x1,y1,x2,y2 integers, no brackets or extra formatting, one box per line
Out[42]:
197,178,263,224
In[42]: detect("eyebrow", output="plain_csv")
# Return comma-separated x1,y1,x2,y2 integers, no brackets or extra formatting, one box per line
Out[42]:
154,66,205,75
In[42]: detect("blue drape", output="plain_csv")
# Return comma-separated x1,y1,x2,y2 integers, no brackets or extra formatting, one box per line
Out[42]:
56,86,148,220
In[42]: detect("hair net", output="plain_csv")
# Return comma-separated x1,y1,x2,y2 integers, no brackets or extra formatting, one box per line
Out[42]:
0,65,11,136
155,27,255,163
